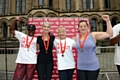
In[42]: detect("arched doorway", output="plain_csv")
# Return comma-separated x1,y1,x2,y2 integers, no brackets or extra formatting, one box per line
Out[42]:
111,18,118,27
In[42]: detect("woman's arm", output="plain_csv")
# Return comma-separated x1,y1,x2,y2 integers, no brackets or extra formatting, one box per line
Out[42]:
92,15,113,41
9,16,23,35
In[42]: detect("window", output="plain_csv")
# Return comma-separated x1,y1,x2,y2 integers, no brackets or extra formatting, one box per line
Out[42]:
66,0,71,10
104,0,110,8
21,22,26,33
2,22,7,38
15,23,18,30
82,0,94,9
102,20,107,32
0,0,9,14
111,18,117,27
90,19,97,31
16,0,26,13
38,0,44,6
49,0,53,8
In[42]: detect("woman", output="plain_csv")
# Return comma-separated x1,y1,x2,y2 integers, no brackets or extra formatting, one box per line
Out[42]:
9,16,37,80
36,22,55,80
54,26,75,80
74,15,113,80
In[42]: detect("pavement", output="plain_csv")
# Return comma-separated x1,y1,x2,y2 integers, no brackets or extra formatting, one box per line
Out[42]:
0,47,119,80
0,72,120,80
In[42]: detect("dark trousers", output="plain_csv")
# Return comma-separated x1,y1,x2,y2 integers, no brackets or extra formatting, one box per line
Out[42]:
36,64,53,80
13,63,36,80
58,68,74,80
78,69,100,80
116,65,120,76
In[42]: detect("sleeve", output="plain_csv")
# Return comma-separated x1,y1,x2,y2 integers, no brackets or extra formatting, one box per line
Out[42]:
110,24,120,39
68,38,76,47
15,30,24,40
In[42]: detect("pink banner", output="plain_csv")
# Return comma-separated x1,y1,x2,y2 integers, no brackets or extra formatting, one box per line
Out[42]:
28,18,89,80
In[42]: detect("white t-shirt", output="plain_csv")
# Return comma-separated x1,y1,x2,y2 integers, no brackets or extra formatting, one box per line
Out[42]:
15,31,37,64
54,37,75,70
110,23,120,65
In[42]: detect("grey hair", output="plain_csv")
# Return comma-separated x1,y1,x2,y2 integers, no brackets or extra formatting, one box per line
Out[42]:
58,26,66,32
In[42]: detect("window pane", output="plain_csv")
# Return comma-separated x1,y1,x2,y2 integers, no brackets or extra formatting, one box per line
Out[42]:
103,20,106,32
104,0,110,8
0,0,4,14
112,18,117,27
66,0,71,10
16,0,20,13
22,6,25,12
22,0,25,6
91,20,96,31
90,0,93,9
38,0,43,6
0,4,2,14
0,0,4,3
22,0,26,12
49,0,53,7
5,9,8,14
16,7,19,13
83,0,86,9
5,0,9,14
3,22,8,38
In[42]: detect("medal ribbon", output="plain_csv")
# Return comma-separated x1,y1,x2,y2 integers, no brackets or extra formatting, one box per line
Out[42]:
79,33,88,49
42,35,50,52
26,36,34,49
60,40,66,56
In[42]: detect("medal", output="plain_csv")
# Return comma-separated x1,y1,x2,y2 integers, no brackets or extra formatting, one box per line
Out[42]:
26,36,34,51
60,40,66,57
79,33,88,52
42,35,50,53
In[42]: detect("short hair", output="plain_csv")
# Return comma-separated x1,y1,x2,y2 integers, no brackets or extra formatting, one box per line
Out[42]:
58,26,66,32
78,20,88,27
42,22,51,27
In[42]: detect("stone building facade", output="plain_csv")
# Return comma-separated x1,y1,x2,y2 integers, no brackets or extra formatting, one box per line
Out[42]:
0,0,120,47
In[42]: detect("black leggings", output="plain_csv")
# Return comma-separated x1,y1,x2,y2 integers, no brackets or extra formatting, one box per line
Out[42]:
36,64,53,80
58,68,74,80
78,69,100,80
116,65,120,76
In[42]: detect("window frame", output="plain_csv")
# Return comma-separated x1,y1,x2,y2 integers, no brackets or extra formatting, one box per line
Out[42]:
66,0,71,10
16,0,26,13
0,0,9,14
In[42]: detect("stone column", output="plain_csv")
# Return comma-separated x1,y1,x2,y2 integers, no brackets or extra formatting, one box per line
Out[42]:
75,0,79,11
79,0,82,10
99,0,104,10
44,0,48,6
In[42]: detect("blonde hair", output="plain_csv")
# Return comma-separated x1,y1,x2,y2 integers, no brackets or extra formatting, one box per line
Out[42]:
42,22,51,27
58,26,66,32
